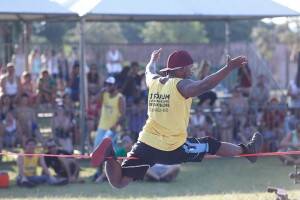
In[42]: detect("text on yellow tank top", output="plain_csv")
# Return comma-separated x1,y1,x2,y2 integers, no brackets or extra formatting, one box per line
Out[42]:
24,155,39,177
98,92,122,130
139,77,192,151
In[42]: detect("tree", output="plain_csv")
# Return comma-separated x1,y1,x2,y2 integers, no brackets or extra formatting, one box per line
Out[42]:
84,22,127,44
141,22,208,43
120,22,145,43
204,20,259,43
35,22,76,44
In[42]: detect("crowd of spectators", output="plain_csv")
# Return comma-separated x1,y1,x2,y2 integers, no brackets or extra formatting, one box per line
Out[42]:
1,46,300,187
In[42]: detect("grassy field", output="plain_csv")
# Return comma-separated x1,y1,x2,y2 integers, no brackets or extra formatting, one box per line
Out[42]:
1,157,300,200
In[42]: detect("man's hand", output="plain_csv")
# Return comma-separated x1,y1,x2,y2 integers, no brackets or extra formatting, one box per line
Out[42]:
227,55,248,69
150,48,162,62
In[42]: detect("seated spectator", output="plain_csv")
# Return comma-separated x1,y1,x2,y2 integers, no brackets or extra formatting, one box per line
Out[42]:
20,71,36,105
87,95,101,144
215,101,234,142
288,70,300,109
0,63,20,103
127,98,147,141
16,138,64,188
87,64,101,95
229,87,249,139
278,123,300,165
117,63,141,104
2,111,20,149
51,106,74,153
0,94,13,121
69,63,80,102
237,63,252,97
196,60,217,107
249,74,269,113
44,139,82,183
16,94,44,145
37,69,56,107
189,106,207,138
261,98,286,151
144,164,181,182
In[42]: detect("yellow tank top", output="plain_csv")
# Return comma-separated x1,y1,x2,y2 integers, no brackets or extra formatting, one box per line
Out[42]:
24,156,39,177
139,77,192,151
98,92,122,130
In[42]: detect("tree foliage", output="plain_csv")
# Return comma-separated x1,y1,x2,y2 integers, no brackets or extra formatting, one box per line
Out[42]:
141,21,208,43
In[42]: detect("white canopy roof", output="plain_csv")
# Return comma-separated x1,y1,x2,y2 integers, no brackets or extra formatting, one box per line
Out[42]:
0,0,299,22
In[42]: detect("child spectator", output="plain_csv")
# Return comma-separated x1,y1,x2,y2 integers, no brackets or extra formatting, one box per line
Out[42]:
51,106,74,153
16,138,64,188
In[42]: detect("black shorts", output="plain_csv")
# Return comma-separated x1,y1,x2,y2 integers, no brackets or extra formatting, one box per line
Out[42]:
121,136,221,180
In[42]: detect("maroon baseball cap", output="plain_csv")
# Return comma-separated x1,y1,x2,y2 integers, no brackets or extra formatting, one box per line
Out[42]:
160,50,193,72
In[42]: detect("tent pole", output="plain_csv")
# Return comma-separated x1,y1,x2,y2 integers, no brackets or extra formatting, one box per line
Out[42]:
224,20,230,56
79,17,87,155
23,21,29,71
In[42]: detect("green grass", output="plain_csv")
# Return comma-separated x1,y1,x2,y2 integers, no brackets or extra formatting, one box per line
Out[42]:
1,157,300,200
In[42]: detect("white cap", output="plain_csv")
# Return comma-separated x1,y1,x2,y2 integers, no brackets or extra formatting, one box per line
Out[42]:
105,76,116,84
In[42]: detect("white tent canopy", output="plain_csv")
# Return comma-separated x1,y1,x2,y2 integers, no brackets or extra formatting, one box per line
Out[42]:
86,0,300,21
0,0,77,21
0,0,299,22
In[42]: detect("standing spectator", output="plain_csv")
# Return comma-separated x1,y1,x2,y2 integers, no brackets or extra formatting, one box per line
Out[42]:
0,63,20,103
87,64,101,95
44,139,82,183
51,106,74,153
16,138,63,188
11,45,26,78
105,47,123,75
92,76,125,182
69,62,80,102
37,69,56,107
215,101,234,142
94,76,126,148
47,50,59,79
57,50,69,83
28,49,42,81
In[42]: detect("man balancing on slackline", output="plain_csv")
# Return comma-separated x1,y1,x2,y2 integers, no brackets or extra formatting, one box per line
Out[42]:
91,48,263,189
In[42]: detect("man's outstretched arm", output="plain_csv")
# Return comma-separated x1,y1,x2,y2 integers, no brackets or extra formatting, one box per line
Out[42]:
145,48,161,87
177,56,247,98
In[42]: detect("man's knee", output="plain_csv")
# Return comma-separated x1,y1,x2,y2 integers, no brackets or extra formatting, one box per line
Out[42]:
109,176,132,189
